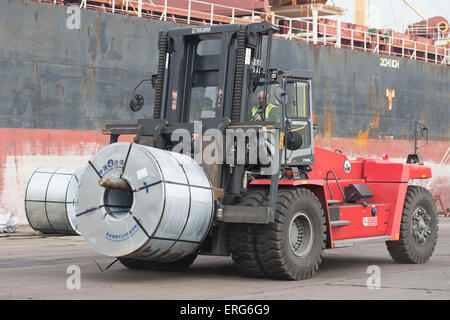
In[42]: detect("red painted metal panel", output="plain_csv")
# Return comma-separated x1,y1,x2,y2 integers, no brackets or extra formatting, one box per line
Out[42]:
366,182,409,240
408,164,432,179
362,159,410,182
361,159,432,183
250,178,366,202
309,147,348,179
331,203,390,240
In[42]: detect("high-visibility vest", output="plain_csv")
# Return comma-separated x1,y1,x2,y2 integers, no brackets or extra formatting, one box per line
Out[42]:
251,103,278,120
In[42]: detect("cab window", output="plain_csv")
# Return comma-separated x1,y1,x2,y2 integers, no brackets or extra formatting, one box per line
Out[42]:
285,81,310,119
285,81,311,149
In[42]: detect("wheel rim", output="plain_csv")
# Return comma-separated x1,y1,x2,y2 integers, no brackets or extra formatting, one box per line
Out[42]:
411,206,432,246
288,211,313,257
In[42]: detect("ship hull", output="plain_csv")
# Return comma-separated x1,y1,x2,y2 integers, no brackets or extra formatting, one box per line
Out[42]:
1,0,448,223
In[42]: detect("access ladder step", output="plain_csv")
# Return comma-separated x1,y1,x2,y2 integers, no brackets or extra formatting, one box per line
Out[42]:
333,236,391,248
327,200,342,205
330,220,351,227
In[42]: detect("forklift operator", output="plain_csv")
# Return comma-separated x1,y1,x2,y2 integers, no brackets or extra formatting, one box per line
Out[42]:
250,91,281,122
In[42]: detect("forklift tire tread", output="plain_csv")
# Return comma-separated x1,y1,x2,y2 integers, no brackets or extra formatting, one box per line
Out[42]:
255,188,326,280
227,189,268,278
118,252,198,271
386,186,438,264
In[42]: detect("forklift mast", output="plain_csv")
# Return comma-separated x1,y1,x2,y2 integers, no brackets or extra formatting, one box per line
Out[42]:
153,21,277,125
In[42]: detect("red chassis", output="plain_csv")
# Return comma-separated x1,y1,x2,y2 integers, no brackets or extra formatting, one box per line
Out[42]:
249,146,432,248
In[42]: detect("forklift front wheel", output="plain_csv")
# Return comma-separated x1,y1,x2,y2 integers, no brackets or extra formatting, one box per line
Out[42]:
255,188,326,280
288,211,314,258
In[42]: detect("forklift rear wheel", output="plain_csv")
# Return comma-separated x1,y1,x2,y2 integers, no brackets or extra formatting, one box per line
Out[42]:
118,252,198,271
255,188,326,280
386,186,438,264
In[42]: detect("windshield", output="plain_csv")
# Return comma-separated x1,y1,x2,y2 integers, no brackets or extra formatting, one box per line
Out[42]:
188,86,218,122
248,84,282,122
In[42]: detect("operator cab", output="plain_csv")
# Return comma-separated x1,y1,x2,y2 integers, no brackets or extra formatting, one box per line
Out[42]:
247,69,315,167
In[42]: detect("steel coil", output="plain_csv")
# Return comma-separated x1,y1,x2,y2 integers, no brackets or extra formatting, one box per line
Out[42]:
75,143,214,262
25,167,84,235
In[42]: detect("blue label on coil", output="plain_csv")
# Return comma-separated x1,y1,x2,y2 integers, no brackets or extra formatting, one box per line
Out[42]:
99,159,125,176
105,222,139,242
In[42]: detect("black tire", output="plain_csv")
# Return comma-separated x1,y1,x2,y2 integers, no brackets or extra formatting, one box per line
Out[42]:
254,188,326,280
118,251,198,271
227,189,268,278
118,257,148,270
386,186,438,264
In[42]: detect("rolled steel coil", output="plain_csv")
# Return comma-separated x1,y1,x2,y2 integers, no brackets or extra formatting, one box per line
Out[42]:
25,167,84,235
75,142,214,262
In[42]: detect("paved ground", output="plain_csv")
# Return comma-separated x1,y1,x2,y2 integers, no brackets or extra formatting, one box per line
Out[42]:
0,218,449,300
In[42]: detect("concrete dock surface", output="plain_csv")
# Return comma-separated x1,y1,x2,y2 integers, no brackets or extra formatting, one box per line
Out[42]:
0,218,449,300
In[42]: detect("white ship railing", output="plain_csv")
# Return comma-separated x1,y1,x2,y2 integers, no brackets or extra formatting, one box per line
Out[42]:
44,0,450,65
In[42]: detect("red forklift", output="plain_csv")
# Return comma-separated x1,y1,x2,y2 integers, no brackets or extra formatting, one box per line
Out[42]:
104,21,438,280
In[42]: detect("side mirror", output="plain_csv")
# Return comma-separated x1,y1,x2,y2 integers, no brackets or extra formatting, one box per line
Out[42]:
286,131,302,150
130,94,144,112
129,78,152,111
274,87,288,105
